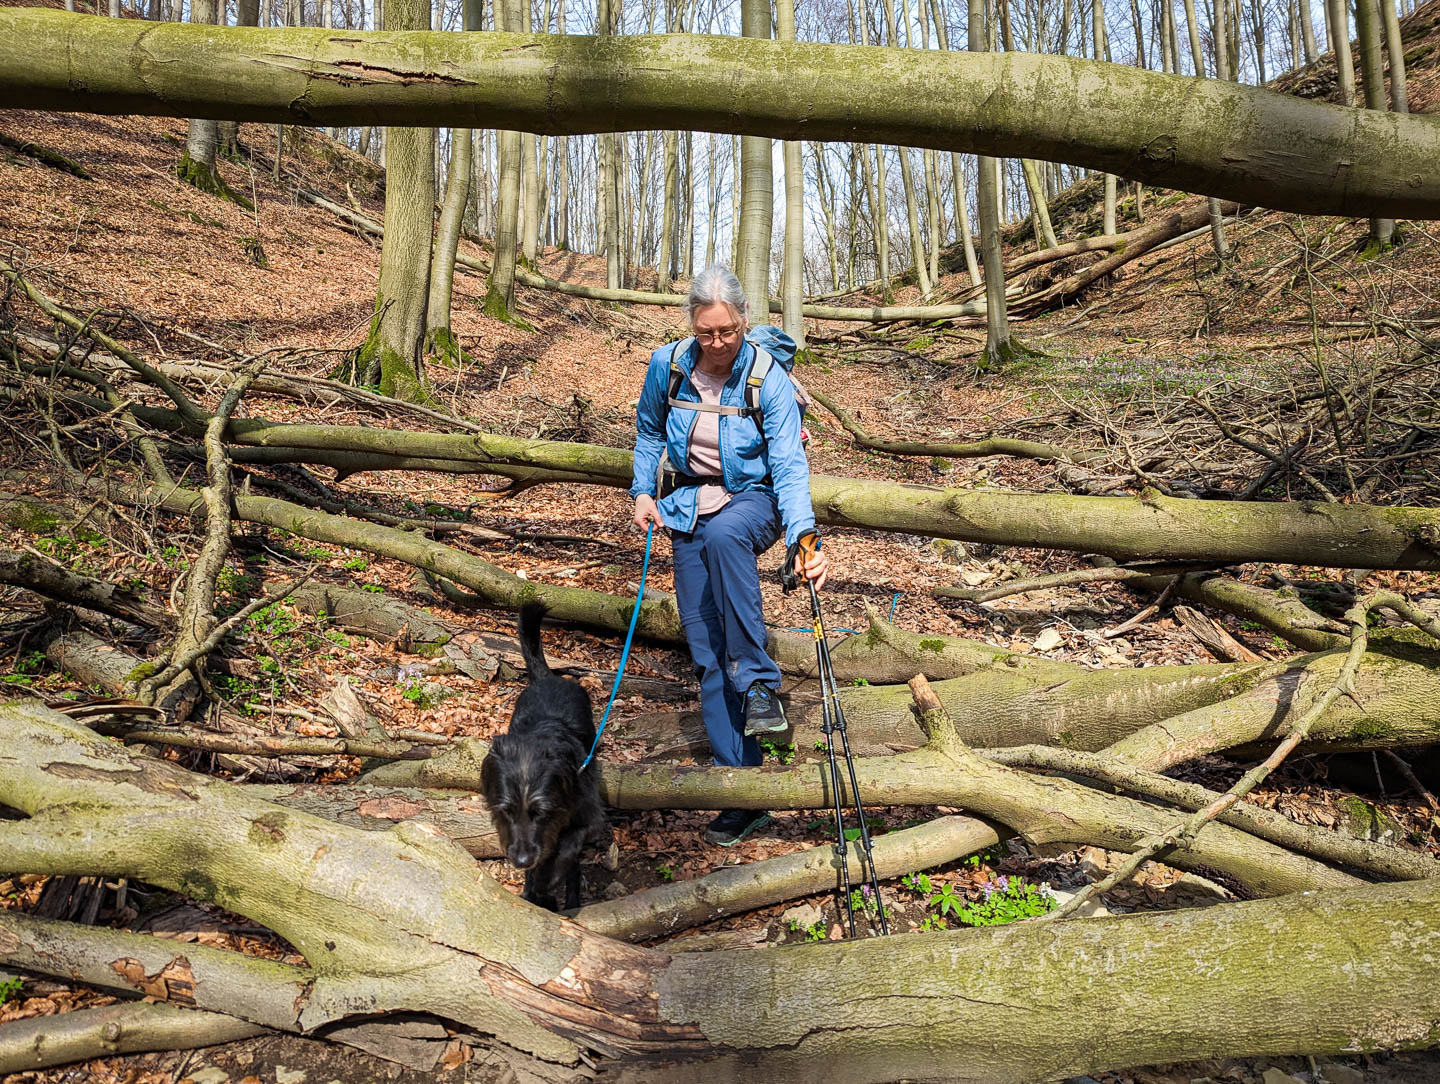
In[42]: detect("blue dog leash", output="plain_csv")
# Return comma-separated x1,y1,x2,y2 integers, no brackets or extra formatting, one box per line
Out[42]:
580,522,654,771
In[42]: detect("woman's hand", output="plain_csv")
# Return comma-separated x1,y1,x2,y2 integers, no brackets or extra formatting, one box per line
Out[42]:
633,494,664,531
792,536,829,591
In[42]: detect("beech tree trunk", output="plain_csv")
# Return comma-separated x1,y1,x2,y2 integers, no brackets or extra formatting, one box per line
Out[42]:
777,0,805,343
13,13,1431,217
106,404,1440,572
426,126,473,362
356,0,433,401
736,0,774,312
969,0,1012,365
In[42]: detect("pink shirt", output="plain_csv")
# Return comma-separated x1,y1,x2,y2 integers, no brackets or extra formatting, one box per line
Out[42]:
687,366,732,516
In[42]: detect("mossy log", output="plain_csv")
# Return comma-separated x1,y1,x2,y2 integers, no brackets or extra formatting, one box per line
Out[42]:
3,703,1436,1084
105,402,1440,570
7,9,1440,218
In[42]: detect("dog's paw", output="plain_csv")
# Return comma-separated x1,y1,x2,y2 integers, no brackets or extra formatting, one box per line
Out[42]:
602,840,620,872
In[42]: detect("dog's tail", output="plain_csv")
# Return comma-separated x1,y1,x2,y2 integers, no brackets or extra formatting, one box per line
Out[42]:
517,601,551,678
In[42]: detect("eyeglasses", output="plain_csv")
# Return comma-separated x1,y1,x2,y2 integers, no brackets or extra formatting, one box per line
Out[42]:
694,325,742,345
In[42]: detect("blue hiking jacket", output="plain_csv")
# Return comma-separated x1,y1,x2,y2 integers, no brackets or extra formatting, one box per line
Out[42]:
630,328,816,545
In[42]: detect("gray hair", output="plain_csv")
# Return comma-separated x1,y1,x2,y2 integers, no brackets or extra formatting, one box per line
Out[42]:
687,265,749,324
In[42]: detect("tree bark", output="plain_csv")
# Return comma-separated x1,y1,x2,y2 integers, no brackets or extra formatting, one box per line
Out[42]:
777,0,804,344
1381,0,1408,112
8,11,1440,219
1354,0,1394,248
1325,0,1357,104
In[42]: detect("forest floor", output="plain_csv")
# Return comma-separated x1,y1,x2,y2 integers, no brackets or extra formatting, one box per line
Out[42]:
2,0,1440,1081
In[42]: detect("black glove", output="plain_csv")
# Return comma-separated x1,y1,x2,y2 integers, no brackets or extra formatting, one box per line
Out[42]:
778,530,820,594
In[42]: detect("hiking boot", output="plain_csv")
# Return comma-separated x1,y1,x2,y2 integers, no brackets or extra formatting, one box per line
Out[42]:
704,808,771,847
743,682,788,736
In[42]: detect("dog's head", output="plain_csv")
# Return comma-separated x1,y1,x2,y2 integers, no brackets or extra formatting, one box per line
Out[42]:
481,730,580,871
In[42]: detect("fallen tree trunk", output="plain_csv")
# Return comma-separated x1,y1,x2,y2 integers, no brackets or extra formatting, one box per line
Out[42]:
987,745,1440,881
0,1000,266,1075
1012,201,1241,313
0,548,168,629
363,720,1359,898
97,402,1440,570
6,10,1440,219
572,815,1003,941
1100,640,1440,771
2,704,1436,1083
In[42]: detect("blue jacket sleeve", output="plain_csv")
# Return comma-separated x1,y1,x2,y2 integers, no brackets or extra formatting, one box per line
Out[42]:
630,347,672,499
759,366,816,546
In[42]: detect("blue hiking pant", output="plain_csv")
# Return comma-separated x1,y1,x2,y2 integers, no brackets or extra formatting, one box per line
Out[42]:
670,490,783,768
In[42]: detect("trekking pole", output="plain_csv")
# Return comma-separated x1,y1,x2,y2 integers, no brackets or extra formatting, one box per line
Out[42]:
796,534,890,937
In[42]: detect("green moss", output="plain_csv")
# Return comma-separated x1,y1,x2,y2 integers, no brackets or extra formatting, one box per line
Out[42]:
481,283,536,331
1348,716,1394,741
125,661,159,683
1337,795,1401,841
918,638,947,653
0,501,60,533
240,235,269,267
175,153,254,211
180,869,220,904
248,811,289,846
426,325,472,368
0,132,92,179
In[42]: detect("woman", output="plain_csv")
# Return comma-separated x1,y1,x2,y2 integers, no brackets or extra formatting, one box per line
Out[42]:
631,265,829,847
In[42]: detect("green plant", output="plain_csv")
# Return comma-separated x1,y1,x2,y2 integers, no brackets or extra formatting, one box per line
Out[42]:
962,843,1010,869
0,976,22,1004
927,881,966,920
850,676,870,687
362,583,386,593
343,557,370,572
2,650,46,686
917,913,948,933
788,918,828,942
901,871,933,895
947,876,1057,927
655,863,674,882
760,738,795,764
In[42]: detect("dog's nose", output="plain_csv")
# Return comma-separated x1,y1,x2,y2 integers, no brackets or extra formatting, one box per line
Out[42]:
511,849,536,870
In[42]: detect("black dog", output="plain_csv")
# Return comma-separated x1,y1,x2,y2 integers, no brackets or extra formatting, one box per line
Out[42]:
481,602,607,911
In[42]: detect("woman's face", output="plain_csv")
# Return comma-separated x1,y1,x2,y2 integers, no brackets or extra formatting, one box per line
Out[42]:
691,302,746,371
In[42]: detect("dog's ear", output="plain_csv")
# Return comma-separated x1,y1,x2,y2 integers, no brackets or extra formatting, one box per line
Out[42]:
481,738,506,801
